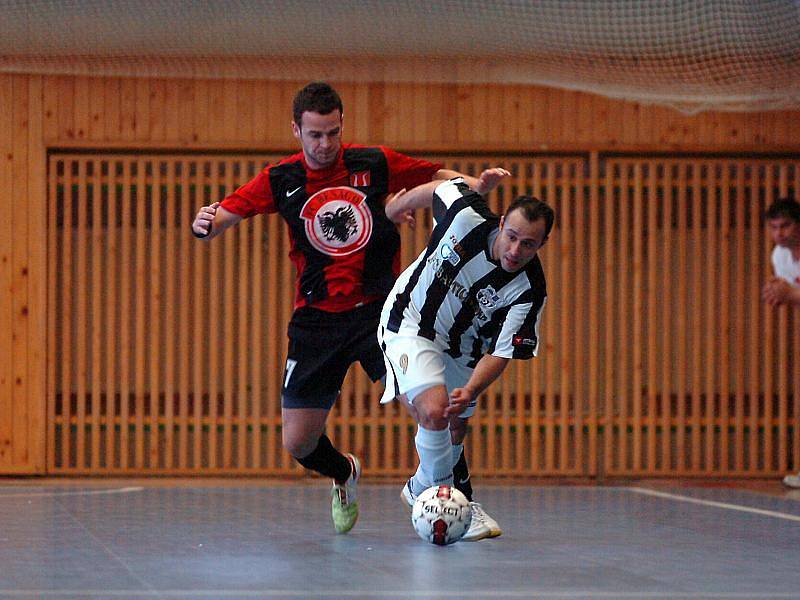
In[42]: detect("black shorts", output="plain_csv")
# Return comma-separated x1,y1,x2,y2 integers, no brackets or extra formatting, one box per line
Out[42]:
281,301,386,410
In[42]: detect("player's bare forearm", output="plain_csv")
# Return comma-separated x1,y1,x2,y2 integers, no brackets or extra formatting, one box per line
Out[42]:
191,204,242,240
434,168,510,195
384,181,440,223
445,355,509,417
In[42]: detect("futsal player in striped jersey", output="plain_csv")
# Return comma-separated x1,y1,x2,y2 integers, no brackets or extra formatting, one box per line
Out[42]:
379,170,554,541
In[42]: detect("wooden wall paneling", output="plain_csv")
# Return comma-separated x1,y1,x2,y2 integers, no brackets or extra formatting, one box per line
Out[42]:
134,79,150,142
602,160,616,475
675,163,689,473
617,162,632,473
177,79,197,144
543,160,557,472
586,152,600,476
88,78,106,141
248,166,264,470
102,78,121,142
0,75,13,469
221,159,235,468
207,160,222,468
235,81,255,144
56,76,75,141
163,160,177,469
703,161,718,472
190,160,205,469
119,159,132,469
193,80,211,144
105,159,119,469
176,159,191,469
646,161,658,472
46,157,58,470
133,158,148,469
163,80,180,142
74,159,88,469
762,166,775,472
149,158,163,469
777,164,792,473
25,74,47,471
148,80,167,142
558,161,573,471
719,163,732,472
42,75,59,142
235,159,250,469
90,159,103,469
11,76,31,468
631,163,644,472
661,162,675,472
73,77,89,141
573,160,586,472
119,79,136,141
689,162,702,471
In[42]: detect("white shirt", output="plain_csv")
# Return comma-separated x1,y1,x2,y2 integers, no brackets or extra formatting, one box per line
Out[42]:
771,246,800,288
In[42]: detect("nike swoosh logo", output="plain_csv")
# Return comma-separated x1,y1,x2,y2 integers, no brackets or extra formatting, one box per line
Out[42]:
286,186,303,197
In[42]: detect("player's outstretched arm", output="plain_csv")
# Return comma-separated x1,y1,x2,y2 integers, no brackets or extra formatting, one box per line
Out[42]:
191,202,242,240
386,167,511,225
384,180,440,225
434,167,510,195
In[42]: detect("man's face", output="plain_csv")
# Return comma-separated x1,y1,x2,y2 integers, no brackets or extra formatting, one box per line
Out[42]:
292,109,343,170
767,215,800,248
493,208,548,272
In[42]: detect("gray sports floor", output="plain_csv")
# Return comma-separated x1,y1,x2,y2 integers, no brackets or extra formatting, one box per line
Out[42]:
0,479,798,599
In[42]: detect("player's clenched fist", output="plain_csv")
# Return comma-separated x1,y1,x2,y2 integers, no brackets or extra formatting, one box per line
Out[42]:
192,202,220,238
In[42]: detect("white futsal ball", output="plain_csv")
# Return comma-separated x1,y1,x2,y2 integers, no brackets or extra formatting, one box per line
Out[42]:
411,485,472,545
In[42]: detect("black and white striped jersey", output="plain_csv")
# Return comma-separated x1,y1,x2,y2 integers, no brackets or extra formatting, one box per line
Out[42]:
381,178,547,367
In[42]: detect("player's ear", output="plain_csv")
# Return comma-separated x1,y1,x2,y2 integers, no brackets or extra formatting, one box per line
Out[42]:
291,120,301,140
498,215,505,230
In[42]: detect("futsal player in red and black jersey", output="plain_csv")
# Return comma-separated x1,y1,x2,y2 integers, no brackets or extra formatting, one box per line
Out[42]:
191,82,473,534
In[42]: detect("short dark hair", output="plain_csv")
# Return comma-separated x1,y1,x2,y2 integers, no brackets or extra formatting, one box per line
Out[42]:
505,195,555,241
765,197,800,223
292,82,343,128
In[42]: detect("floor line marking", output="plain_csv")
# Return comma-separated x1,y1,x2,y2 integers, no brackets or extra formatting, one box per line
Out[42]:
628,487,800,522
0,591,798,598
0,487,144,499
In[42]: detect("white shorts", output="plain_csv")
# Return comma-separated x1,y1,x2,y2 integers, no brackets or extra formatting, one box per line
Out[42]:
378,326,477,418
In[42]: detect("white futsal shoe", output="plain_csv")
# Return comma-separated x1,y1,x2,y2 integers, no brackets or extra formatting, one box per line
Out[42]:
783,472,800,488
400,478,417,510
461,502,502,541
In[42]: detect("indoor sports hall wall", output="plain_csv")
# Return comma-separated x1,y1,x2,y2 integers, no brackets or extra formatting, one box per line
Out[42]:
1,73,799,476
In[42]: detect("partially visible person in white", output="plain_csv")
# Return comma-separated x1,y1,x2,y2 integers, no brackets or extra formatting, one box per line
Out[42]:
761,197,800,488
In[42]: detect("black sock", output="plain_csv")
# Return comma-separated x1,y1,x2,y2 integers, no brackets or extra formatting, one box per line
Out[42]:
452,448,473,502
295,434,352,482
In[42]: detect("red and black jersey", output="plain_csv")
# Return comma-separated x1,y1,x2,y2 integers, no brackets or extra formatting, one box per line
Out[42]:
221,144,442,312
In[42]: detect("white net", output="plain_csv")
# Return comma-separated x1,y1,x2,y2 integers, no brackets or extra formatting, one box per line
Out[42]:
1,0,799,113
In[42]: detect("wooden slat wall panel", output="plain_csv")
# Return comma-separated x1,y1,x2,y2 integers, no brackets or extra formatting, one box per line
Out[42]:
45,153,800,476
3,71,800,474
600,158,800,476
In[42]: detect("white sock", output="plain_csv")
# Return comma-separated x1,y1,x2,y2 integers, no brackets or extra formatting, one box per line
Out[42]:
411,425,453,491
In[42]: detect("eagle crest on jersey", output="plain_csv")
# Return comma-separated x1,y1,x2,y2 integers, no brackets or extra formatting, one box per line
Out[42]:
300,186,373,256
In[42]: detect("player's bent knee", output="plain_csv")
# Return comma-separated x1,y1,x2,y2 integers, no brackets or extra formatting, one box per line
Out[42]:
282,432,317,459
